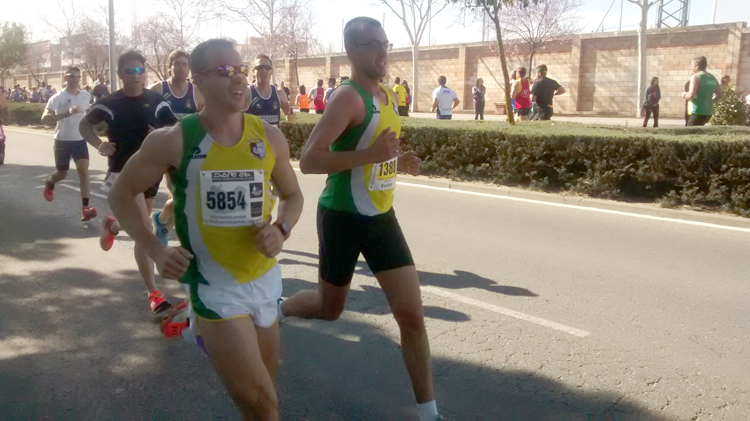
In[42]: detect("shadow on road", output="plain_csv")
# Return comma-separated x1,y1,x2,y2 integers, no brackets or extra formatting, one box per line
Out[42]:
280,249,539,298
0,266,664,420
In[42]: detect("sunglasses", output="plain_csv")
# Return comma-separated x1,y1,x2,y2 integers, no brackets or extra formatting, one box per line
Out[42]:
200,64,250,78
65,74,81,78
254,64,272,71
123,67,145,75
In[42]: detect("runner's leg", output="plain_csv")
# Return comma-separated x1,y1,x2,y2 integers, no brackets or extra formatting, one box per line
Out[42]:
73,158,90,203
197,316,279,420
376,265,434,404
280,278,350,320
134,194,158,293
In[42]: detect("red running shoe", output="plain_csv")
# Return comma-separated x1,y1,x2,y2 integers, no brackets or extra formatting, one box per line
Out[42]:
100,215,117,251
161,299,190,338
80,206,97,222
43,181,54,202
149,290,172,317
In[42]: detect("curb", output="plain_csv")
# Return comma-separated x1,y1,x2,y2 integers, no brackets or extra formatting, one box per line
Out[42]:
394,174,750,230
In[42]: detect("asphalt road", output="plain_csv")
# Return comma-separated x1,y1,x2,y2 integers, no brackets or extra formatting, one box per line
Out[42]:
1,127,749,420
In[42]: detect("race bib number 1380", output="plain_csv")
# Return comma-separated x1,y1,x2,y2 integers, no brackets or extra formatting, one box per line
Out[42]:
200,170,264,227
369,158,397,191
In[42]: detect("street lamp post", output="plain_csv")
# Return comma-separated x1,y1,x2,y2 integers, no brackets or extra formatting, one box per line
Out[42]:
108,0,117,91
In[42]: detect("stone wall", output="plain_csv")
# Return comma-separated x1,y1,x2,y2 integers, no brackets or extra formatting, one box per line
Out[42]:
276,22,749,118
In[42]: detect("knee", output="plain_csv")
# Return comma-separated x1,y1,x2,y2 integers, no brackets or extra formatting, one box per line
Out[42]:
56,170,68,179
234,386,278,420
392,302,425,332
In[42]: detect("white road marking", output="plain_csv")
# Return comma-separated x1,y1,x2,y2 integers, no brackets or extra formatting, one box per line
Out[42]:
58,183,108,199
396,182,750,234
4,127,53,136
290,167,750,233
421,285,591,337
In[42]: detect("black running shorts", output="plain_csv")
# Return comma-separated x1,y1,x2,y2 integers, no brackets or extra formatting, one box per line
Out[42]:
516,107,531,117
54,139,89,171
317,204,414,287
687,114,711,126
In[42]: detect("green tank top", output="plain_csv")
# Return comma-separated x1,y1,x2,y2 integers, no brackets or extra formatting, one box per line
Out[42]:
688,72,717,116
318,80,401,216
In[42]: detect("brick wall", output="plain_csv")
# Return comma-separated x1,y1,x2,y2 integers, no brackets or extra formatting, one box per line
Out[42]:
275,22,748,118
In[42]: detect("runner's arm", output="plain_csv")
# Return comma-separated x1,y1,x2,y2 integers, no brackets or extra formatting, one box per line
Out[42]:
510,81,519,99
299,86,395,174
713,83,724,103
555,86,566,96
266,123,303,231
79,106,109,149
684,74,700,100
108,126,188,271
41,107,71,124
277,88,292,116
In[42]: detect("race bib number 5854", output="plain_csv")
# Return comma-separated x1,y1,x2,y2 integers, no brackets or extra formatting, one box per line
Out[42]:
200,170,264,227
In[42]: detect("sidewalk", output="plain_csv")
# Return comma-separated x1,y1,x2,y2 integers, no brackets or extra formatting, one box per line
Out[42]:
407,111,685,127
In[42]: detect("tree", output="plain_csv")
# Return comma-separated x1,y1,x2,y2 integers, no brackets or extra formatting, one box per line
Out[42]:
132,15,184,80
378,0,451,112
157,0,207,49
212,0,290,58
24,42,51,86
0,23,27,83
276,5,318,88
498,0,582,71
455,0,537,124
60,17,111,83
627,0,658,117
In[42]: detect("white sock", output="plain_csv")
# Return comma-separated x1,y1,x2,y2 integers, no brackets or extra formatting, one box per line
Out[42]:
277,298,285,319
417,400,438,421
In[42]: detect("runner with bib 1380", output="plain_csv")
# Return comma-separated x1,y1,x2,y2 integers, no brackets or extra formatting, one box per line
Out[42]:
279,16,443,421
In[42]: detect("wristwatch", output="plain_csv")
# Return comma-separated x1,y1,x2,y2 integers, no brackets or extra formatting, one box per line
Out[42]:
273,221,291,239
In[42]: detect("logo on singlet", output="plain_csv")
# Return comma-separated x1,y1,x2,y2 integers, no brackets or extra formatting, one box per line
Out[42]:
249,139,266,160
192,147,207,160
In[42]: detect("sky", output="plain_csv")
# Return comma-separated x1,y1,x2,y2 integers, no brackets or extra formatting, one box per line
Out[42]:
3,0,749,52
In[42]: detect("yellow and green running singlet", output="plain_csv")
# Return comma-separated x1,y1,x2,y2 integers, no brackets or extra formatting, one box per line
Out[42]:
319,80,401,216
170,113,276,288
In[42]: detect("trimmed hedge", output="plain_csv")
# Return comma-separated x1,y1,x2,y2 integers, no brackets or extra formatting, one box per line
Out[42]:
279,119,750,216
7,104,750,216
4,103,49,126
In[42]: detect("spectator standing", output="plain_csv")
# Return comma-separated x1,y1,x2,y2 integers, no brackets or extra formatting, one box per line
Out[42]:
393,76,408,116
642,77,661,128
279,81,291,98
92,75,109,102
324,77,336,105
31,87,40,103
12,85,22,102
296,85,310,112
472,78,486,120
509,70,517,116
683,56,723,126
431,75,459,120
530,64,565,120
402,80,412,112
309,79,326,114
511,67,532,120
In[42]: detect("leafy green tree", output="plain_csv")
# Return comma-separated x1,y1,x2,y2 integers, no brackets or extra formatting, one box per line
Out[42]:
0,23,27,83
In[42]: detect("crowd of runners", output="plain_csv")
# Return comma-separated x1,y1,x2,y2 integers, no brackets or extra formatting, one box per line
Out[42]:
32,16,442,421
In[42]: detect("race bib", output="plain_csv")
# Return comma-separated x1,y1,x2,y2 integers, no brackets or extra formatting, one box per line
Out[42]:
200,170,264,227
369,158,397,191
100,172,119,192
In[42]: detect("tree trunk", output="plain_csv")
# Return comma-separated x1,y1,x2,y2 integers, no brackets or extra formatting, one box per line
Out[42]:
412,43,419,112
492,16,515,124
528,48,535,75
636,1,649,117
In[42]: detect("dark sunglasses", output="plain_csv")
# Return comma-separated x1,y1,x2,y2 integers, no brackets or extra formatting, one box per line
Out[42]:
254,64,272,71
65,74,81,78
122,67,145,75
200,64,250,78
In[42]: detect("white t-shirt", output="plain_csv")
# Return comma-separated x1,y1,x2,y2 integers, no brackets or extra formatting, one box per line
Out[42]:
432,86,458,116
46,90,92,141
